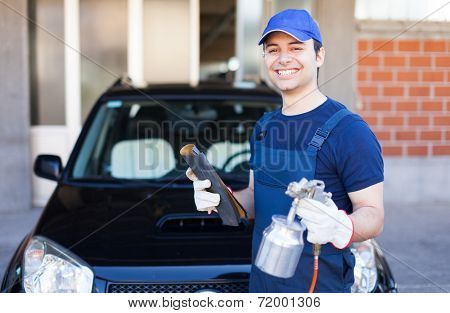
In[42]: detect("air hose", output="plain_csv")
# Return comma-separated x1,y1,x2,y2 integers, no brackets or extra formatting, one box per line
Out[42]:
308,244,321,293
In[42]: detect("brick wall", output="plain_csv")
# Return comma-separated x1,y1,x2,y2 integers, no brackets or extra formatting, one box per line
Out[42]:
357,39,449,156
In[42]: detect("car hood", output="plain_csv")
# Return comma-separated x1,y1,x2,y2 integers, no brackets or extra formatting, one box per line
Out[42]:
33,184,252,266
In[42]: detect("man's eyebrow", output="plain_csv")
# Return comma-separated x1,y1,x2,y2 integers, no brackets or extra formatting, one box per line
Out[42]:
265,41,304,47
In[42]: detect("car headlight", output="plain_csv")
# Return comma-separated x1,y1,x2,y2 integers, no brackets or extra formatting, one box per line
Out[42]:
23,236,94,293
351,240,377,293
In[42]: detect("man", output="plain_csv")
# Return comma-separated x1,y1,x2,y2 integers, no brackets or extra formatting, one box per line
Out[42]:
186,9,384,292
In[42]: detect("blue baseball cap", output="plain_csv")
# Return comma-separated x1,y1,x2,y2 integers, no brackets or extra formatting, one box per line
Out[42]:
258,9,322,45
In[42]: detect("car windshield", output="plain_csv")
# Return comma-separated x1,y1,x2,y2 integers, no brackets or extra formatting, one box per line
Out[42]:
70,98,278,183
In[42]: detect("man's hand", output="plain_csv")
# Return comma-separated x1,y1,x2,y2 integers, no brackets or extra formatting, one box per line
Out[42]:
296,198,354,249
186,168,220,214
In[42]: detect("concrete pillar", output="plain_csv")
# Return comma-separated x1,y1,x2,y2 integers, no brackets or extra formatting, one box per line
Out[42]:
64,0,81,146
271,0,312,13
235,0,263,82
143,0,199,85
189,0,199,87
314,0,357,109
128,0,145,86
0,0,32,212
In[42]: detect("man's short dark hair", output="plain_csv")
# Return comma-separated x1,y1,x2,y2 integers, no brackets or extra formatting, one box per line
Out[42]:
313,39,322,84
313,39,322,54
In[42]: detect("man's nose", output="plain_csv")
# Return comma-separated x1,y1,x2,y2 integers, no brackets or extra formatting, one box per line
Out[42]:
278,52,293,64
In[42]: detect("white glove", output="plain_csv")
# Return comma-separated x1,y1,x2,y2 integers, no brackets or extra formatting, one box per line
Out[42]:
296,198,354,249
186,168,220,214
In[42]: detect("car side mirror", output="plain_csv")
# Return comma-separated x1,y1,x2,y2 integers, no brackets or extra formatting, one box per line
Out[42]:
34,155,63,181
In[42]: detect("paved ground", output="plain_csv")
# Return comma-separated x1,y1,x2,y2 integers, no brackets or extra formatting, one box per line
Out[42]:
1,203,449,292
376,202,450,292
0,207,43,279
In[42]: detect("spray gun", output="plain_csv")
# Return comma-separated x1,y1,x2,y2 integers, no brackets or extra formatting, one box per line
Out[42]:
255,178,332,293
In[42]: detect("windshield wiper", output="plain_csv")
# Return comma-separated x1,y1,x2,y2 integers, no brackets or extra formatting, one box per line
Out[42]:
150,176,191,183
70,174,248,185
217,174,249,184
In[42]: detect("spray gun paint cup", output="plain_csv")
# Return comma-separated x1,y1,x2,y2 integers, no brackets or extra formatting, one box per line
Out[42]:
255,215,306,278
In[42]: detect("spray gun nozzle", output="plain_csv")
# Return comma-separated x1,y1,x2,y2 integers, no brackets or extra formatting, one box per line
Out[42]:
286,179,331,204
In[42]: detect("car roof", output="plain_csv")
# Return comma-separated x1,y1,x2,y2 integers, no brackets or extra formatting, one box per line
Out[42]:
100,81,281,99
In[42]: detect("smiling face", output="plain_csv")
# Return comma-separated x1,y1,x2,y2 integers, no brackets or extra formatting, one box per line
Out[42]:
263,32,324,94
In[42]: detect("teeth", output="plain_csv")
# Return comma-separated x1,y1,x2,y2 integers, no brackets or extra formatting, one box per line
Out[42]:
277,69,298,76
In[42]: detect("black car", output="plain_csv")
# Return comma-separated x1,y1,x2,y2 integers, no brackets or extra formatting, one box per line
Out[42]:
1,80,397,293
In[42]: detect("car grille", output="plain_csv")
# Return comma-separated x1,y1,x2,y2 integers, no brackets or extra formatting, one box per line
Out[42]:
107,279,249,293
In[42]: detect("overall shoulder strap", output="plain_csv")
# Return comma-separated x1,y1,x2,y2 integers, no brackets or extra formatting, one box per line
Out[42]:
307,109,353,152
258,108,279,131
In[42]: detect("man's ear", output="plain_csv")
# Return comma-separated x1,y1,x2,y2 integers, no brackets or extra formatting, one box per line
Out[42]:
316,47,325,68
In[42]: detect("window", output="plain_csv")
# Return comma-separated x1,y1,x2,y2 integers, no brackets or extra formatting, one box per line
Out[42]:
71,98,277,182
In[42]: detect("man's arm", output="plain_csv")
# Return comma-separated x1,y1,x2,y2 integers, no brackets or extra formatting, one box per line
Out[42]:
348,181,384,242
233,170,255,219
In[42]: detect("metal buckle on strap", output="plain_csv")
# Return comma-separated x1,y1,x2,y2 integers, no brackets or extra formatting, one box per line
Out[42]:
309,128,330,150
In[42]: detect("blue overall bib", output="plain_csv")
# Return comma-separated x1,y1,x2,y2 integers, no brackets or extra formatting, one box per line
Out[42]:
249,108,356,293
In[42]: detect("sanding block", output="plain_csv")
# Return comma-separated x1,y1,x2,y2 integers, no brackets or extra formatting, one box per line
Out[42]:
180,144,246,227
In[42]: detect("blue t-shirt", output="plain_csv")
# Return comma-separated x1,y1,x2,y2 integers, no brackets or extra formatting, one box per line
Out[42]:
249,97,384,214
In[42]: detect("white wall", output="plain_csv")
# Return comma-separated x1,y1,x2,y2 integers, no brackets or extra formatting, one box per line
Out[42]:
355,0,450,21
